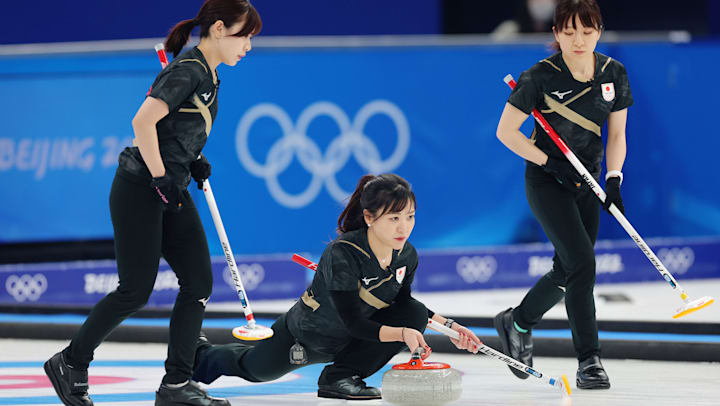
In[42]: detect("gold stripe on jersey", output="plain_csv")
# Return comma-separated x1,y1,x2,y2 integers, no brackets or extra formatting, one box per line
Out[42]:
337,240,371,259
543,94,601,136
541,59,562,72
366,274,396,291
601,57,613,73
560,86,593,106
178,59,218,85
178,94,212,136
541,86,593,114
358,283,390,309
301,290,320,311
179,59,208,73
530,128,537,143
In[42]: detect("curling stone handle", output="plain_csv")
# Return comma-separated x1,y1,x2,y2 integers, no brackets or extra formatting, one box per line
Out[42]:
411,346,426,360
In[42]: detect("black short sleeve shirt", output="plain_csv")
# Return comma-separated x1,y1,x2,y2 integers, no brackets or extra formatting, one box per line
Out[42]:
118,47,219,186
508,52,633,176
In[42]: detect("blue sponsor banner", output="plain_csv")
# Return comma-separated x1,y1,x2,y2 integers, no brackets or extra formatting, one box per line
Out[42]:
0,255,306,307
1,41,719,256
1,238,717,305
414,237,720,292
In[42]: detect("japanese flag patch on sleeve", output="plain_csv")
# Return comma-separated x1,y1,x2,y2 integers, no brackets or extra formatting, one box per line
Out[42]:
395,266,406,284
601,82,615,102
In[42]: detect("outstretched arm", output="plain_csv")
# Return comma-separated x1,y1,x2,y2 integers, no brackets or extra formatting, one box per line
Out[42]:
329,290,429,353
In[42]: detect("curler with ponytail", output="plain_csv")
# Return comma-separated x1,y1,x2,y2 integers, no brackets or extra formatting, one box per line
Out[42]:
164,0,262,57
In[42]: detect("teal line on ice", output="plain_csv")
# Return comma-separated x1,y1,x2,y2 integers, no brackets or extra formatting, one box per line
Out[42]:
0,313,277,329
1,313,719,343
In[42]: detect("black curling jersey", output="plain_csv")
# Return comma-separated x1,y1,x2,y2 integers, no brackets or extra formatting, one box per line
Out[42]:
118,46,219,186
508,52,633,177
286,228,419,354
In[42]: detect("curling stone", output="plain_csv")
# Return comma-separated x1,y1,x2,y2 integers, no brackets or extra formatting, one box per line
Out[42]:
382,348,462,406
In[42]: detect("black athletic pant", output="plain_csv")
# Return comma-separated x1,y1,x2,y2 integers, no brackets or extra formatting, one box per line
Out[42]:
64,170,213,384
192,298,428,385
513,165,600,362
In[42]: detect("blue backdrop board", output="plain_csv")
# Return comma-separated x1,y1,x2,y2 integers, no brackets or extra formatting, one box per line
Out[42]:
1,41,719,257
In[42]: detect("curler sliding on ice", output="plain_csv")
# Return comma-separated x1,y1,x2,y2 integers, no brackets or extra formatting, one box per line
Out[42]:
292,254,572,396
503,74,713,319
155,42,273,341
190,174,485,401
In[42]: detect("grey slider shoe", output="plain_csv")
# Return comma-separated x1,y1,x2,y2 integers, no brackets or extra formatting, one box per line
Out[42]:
155,380,231,406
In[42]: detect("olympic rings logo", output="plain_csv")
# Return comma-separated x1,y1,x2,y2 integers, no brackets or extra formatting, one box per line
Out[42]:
236,100,410,208
5,274,48,302
658,247,694,275
223,263,265,291
456,256,497,283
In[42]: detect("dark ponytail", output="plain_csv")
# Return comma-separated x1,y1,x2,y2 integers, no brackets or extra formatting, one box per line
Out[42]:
165,0,263,57
166,19,196,58
337,174,416,234
338,175,376,234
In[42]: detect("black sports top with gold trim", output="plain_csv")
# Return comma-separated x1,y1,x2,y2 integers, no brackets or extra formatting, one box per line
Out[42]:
508,52,633,177
118,46,219,186
286,228,420,355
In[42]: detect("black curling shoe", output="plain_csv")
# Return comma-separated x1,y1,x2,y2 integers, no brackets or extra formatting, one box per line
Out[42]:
317,375,382,400
576,355,611,389
44,351,94,406
155,381,231,406
494,307,534,380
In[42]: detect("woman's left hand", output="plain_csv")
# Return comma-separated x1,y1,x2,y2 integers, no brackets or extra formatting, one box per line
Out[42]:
602,176,624,215
449,324,482,354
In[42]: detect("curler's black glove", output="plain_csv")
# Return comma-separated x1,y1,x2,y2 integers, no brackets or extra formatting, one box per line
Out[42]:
543,156,583,191
602,176,624,215
190,154,211,190
150,175,184,212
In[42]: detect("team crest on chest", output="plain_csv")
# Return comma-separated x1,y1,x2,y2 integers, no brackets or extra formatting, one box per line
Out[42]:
601,83,615,102
395,266,406,284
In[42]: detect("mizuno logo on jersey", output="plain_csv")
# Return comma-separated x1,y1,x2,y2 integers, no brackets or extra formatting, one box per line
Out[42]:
201,92,212,101
362,276,379,285
551,90,573,100
198,297,209,307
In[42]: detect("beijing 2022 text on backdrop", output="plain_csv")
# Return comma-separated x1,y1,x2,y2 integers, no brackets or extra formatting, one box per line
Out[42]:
1,41,719,258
